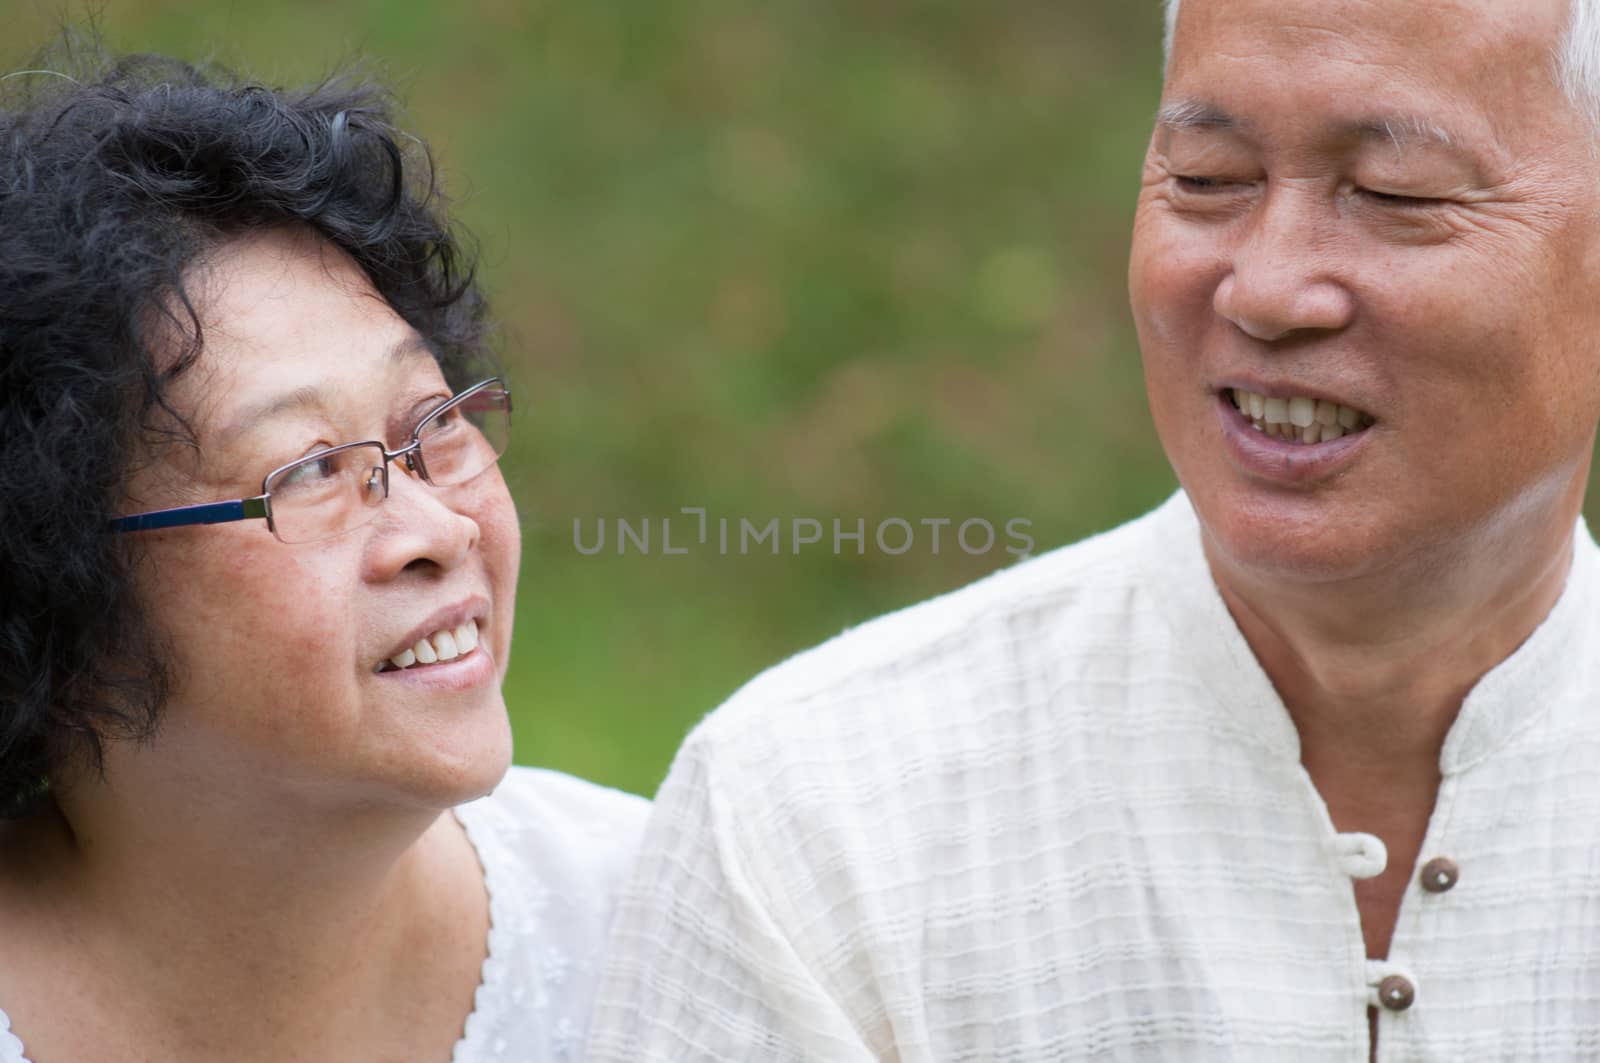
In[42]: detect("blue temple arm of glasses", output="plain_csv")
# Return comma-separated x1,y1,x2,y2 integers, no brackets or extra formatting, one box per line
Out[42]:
110,495,270,533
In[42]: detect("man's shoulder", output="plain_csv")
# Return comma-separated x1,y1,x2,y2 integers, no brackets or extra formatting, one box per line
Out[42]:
691,492,1192,769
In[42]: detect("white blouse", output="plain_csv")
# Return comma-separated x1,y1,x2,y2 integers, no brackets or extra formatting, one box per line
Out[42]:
589,491,1600,1061
0,766,648,1063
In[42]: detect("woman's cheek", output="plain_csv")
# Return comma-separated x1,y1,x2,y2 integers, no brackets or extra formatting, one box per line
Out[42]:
175,542,354,704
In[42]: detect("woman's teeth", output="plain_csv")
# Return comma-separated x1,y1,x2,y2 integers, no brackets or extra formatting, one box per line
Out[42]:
1231,389,1374,443
381,619,481,672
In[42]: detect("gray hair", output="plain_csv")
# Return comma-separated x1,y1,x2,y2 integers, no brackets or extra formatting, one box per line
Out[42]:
1162,0,1600,132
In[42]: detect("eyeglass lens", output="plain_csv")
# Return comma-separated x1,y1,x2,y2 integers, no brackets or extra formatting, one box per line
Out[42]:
414,387,512,487
262,384,511,544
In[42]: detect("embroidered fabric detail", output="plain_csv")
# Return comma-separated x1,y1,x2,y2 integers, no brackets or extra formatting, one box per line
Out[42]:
447,767,645,1063
0,1007,34,1063
449,798,519,1062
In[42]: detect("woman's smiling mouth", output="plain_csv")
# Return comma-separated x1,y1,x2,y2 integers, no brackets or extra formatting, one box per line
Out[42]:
377,616,485,674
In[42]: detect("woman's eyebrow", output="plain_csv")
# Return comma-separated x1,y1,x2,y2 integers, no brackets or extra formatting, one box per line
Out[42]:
388,333,436,364
214,383,328,448
213,335,436,446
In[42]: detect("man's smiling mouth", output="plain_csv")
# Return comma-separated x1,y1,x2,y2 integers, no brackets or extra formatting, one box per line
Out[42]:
1228,388,1375,444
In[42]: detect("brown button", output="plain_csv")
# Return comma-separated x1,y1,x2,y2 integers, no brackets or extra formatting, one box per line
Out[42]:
1378,974,1416,1012
1419,857,1460,894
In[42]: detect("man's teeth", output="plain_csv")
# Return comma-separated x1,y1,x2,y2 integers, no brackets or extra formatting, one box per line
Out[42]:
1231,389,1373,443
384,619,481,672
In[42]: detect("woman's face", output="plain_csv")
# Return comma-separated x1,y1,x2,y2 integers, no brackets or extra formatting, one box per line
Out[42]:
112,228,520,812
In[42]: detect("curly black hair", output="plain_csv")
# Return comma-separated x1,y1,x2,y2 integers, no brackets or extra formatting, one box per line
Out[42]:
0,46,497,818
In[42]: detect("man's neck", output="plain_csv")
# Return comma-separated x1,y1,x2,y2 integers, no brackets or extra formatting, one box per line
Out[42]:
1204,517,1578,781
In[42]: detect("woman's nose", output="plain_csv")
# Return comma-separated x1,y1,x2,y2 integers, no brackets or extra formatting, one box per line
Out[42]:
370,464,482,574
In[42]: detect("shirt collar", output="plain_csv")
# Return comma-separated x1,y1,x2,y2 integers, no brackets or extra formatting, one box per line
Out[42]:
1440,515,1597,772
1136,490,1600,773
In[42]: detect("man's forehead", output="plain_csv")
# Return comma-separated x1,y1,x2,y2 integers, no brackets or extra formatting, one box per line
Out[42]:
1164,0,1576,163
1170,0,1570,74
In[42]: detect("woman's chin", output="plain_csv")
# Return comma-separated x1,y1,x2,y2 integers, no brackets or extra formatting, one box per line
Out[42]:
391,702,516,810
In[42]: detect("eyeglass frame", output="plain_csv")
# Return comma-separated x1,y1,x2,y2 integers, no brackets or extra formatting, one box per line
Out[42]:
109,377,512,541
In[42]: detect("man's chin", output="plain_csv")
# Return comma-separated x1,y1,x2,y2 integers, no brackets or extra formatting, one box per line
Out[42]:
1190,485,1405,588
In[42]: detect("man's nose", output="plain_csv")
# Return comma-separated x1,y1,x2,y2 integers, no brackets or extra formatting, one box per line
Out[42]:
1212,189,1355,342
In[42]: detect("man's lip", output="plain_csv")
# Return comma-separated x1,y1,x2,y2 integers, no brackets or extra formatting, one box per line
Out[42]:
380,595,490,666
1216,379,1376,421
1215,392,1374,484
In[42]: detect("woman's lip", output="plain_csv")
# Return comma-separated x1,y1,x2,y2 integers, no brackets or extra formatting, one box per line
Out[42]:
1215,391,1374,485
375,645,495,691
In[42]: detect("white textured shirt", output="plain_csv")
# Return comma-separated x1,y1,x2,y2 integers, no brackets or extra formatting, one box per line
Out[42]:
588,491,1600,1061
0,766,648,1063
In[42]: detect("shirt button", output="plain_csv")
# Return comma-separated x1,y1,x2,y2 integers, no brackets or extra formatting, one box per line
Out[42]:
1419,856,1460,894
1378,974,1416,1012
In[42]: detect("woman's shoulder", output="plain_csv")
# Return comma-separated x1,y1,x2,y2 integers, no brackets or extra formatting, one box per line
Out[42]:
454,766,650,888
465,764,650,838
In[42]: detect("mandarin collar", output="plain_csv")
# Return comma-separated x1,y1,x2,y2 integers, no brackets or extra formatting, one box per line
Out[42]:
1136,490,1599,774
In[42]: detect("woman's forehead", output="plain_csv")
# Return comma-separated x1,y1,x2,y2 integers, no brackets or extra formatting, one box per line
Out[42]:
204,337,443,447
196,230,405,368
179,230,447,437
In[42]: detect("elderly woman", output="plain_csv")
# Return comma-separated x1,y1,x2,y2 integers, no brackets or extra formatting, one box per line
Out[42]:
0,53,646,1062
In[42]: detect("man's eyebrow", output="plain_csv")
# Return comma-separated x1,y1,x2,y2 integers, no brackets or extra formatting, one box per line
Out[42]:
1344,114,1461,152
1155,99,1239,133
1155,99,1469,154
214,334,438,445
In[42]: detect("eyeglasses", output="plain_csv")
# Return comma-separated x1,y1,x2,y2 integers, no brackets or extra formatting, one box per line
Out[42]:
111,378,512,544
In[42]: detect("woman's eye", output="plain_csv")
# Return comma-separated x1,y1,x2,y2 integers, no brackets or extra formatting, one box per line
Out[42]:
406,393,458,437
420,404,463,441
279,454,337,487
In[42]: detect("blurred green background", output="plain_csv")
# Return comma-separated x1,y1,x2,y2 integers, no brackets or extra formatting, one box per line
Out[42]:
14,3,1596,798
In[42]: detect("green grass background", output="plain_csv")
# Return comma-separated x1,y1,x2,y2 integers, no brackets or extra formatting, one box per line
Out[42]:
10,2,1599,797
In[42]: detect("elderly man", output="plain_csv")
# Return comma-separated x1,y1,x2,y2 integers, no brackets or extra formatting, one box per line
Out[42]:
587,0,1600,1057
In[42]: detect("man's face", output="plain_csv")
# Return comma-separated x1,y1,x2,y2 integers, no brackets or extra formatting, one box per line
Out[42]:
1130,0,1600,586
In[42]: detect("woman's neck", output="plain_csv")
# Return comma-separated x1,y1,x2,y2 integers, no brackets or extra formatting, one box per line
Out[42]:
0,776,487,1061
